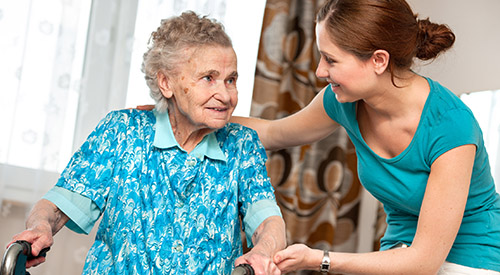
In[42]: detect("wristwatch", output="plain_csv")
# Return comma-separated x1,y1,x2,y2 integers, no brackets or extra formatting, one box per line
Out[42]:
320,250,330,273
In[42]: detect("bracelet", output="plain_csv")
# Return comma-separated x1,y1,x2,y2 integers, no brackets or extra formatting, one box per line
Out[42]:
320,250,330,273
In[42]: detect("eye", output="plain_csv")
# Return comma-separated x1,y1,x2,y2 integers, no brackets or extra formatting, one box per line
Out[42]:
226,77,236,85
202,75,214,82
324,55,336,65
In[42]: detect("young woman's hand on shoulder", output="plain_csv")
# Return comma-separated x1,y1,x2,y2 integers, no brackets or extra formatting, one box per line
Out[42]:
231,86,339,150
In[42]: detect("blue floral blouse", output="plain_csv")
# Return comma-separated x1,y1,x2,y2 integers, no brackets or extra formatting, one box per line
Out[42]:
44,109,281,274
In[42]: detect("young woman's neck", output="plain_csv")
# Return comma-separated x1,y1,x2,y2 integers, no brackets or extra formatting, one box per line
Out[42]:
361,71,428,120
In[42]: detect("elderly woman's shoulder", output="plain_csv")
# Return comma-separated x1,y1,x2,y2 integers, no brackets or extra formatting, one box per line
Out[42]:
223,122,259,135
98,108,156,128
106,108,154,119
215,122,261,144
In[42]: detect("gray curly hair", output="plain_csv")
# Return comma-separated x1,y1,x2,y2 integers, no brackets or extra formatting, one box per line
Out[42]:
141,11,233,113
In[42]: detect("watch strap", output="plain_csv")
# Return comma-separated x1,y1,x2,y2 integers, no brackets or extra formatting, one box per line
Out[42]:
320,250,330,273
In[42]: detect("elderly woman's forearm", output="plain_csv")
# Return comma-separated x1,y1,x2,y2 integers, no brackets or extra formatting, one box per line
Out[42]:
26,199,69,235
252,216,287,256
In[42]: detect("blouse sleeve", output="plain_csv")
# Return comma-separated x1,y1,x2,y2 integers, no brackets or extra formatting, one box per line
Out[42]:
43,186,100,234
236,128,282,247
55,111,125,211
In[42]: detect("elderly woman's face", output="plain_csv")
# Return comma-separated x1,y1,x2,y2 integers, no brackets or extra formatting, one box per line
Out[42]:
164,46,238,131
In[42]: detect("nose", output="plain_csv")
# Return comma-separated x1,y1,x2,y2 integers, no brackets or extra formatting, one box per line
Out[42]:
315,58,329,79
213,80,234,103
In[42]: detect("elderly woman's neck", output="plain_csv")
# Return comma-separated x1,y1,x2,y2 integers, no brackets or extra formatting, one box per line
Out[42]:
168,110,213,153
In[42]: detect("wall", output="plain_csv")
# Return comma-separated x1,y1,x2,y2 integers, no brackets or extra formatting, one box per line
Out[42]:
407,0,500,94
1,201,97,274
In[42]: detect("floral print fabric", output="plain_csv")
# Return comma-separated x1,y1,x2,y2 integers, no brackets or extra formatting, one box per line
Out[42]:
54,109,279,274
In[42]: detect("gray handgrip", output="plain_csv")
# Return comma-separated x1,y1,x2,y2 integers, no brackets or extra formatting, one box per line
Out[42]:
1,241,50,275
0,241,30,275
232,264,255,275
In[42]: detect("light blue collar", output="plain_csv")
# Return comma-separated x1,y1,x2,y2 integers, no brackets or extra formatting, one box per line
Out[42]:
153,110,227,162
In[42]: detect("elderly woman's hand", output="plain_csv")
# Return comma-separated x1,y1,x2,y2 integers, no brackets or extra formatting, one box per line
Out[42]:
7,224,53,268
235,249,281,275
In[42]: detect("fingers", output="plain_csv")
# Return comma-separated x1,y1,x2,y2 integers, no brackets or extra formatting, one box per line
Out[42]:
30,239,52,256
273,244,313,273
239,250,281,275
273,250,284,264
6,233,50,269
26,256,46,268
9,231,35,249
234,255,249,267
273,244,296,264
9,229,53,257
251,261,281,275
263,263,281,275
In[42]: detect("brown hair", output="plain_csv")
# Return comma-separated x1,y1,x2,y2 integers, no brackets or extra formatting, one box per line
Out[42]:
316,0,455,86
142,11,233,112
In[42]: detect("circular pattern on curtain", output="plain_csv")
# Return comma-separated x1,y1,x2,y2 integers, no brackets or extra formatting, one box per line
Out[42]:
249,1,366,269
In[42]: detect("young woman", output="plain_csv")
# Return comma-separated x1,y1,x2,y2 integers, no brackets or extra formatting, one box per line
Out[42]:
232,0,500,274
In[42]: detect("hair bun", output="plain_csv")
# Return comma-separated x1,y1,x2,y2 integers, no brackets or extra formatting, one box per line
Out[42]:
416,18,455,60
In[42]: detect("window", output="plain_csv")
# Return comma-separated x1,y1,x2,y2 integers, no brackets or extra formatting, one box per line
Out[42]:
0,0,266,205
0,0,91,172
0,0,91,205
125,0,266,116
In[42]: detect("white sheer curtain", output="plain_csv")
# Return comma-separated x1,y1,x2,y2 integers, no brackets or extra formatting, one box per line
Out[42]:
461,90,500,191
0,1,96,273
0,0,91,205
0,0,138,273
0,0,140,202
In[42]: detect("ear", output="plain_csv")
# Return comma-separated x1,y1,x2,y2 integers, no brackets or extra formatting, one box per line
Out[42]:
371,49,390,75
157,72,173,99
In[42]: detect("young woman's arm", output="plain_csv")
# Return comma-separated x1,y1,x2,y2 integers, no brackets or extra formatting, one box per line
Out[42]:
275,144,475,274
231,87,339,150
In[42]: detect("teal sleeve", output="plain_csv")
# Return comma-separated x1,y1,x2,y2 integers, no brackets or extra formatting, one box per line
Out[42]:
428,108,480,164
323,84,339,121
43,186,101,234
242,199,282,247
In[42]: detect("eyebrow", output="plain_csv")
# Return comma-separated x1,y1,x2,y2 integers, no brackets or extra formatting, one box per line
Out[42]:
203,70,220,77
228,71,238,78
199,70,238,79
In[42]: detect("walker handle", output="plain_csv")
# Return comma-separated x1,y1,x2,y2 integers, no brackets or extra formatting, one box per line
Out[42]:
0,241,50,275
232,264,255,275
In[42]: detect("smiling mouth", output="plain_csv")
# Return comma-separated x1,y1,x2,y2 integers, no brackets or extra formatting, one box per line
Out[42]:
328,79,340,87
207,107,227,112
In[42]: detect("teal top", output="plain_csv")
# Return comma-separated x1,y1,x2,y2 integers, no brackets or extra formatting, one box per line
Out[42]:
43,109,282,274
323,77,500,272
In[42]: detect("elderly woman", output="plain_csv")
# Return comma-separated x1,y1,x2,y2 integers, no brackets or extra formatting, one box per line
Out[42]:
8,11,285,274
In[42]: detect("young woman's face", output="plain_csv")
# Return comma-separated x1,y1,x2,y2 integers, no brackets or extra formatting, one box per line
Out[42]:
164,46,238,132
315,21,376,103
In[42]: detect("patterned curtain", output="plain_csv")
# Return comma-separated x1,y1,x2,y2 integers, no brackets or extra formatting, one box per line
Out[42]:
250,0,364,273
